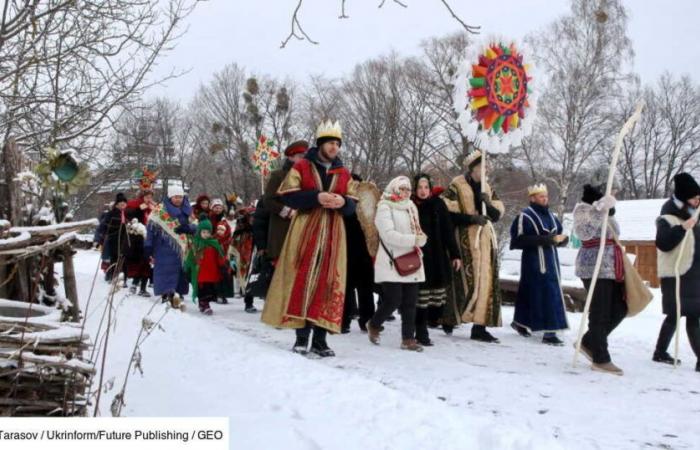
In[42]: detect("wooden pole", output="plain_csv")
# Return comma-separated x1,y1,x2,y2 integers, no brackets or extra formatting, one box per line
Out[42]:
573,101,645,366
672,208,700,367
62,244,80,322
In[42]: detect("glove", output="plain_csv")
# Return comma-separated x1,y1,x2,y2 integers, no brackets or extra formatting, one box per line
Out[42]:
415,233,427,247
174,224,193,235
594,194,616,211
479,192,491,205
473,215,489,226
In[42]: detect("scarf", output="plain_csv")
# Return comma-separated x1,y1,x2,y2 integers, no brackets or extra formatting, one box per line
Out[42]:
183,233,224,302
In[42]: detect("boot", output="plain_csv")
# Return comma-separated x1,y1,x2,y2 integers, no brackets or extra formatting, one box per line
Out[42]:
292,336,309,355
245,305,258,313
652,351,681,365
400,339,424,352
471,325,500,343
417,336,434,346
367,320,381,345
216,297,229,305
358,319,368,332
696,361,700,373
138,289,151,298
442,324,454,336
542,333,564,346
310,340,335,358
592,361,624,376
511,322,531,338
129,285,137,294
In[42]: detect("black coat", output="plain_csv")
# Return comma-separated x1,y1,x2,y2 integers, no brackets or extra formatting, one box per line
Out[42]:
252,198,270,252
656,199,700,317
104,208,129,262
415,196,460,289
344,212,373,289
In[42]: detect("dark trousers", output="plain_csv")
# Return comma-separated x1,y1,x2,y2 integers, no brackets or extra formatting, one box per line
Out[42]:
415,307,430,342
655,314,700,359
131,276,148,291
370,282,418,340
342,283,376,329
581,279,627,364
198,282,217,311
296,322,328,345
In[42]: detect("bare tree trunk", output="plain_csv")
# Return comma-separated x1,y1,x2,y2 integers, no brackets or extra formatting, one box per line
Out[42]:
62,245,80,322
2,138,23,224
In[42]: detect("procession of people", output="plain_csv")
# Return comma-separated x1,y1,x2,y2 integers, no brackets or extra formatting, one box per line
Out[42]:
94,119,700,377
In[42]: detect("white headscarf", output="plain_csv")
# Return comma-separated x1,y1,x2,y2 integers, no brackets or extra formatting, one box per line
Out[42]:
382,176,412,203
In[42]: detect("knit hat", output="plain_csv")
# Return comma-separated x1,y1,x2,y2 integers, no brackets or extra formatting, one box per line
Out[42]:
284,140,309,157
581,184,604,205
169,184,185,197
115,193,128,205
673,172,700,202
197,214,213,233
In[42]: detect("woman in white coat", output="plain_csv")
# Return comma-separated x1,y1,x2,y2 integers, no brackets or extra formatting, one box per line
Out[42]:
367,176,427,351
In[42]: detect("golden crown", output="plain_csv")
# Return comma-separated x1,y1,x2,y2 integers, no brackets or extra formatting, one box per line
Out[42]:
528,183,548,196
316,120,342,140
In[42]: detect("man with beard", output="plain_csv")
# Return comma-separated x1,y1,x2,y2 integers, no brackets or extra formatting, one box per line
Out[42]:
441,149,504,343
510,183,569,345
261,120,356,357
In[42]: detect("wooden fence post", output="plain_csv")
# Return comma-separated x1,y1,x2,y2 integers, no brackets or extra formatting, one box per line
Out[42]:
62,245,80,322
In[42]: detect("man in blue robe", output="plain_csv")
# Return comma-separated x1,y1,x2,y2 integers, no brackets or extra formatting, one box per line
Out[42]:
509,183,569,345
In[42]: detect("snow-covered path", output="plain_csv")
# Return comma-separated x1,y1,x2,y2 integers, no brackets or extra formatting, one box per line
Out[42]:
73,250,700,450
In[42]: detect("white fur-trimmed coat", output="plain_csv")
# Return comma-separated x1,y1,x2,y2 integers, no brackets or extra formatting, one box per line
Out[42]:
374,200,426,284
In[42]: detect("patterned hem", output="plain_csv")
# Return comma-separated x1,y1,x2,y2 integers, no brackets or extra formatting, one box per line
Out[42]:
418,288,447,308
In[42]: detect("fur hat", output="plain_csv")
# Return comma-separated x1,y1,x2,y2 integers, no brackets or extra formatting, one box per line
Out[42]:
463,150,482,172
581,184,604,205
673,172,700,202
284,140,309,157
115,193,128,205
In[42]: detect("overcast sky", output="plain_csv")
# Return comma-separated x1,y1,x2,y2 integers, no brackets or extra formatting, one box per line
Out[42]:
147,0,698,101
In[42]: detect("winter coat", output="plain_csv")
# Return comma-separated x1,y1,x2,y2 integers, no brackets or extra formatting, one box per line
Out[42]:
192,194,210,220
510,204,569,332
104,207,129,263
252,198,270,252
413,195,460,289
345,211,374,289
144,197,196,296
656,198,700,317
197,246,226,284
125,220,151,278
126,197,153,224
573,201,621,280
263,160,294,259
210,211,232,255
374,200,426,284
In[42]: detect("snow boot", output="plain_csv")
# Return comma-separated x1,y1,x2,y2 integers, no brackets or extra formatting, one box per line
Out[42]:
652,351,681,365
341,325,351,334
138,289,151,298
542,333,564,346
310,341,336,358
471,325,500,344
511,322,531,338
170,294,186,311
400,339,424,352
244,305,258,313
592,361,624,376
442,324,454,336
367,321,381,345
292,336,309,355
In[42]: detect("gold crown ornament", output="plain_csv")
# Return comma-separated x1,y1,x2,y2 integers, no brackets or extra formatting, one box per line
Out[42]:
527,183,548,196
316,120,342,141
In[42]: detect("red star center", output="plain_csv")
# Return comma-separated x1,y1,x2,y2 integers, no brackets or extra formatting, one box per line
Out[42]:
500,73,514,96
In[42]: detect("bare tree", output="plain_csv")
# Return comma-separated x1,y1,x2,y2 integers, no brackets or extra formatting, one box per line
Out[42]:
521,0,635,215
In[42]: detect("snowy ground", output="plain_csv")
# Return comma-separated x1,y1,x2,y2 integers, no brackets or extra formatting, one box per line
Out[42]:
71,250,700,450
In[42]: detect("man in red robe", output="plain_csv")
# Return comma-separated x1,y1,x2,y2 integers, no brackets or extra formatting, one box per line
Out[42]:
261,121,357,357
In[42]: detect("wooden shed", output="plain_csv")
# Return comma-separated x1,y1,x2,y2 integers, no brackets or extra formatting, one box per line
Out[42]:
614,198,667,288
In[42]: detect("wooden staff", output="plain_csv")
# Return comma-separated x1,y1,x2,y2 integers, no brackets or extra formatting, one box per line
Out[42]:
573,100,645,366
672,207,700,367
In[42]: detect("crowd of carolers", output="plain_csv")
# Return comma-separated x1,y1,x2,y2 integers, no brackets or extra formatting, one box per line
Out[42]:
94,120,700,377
